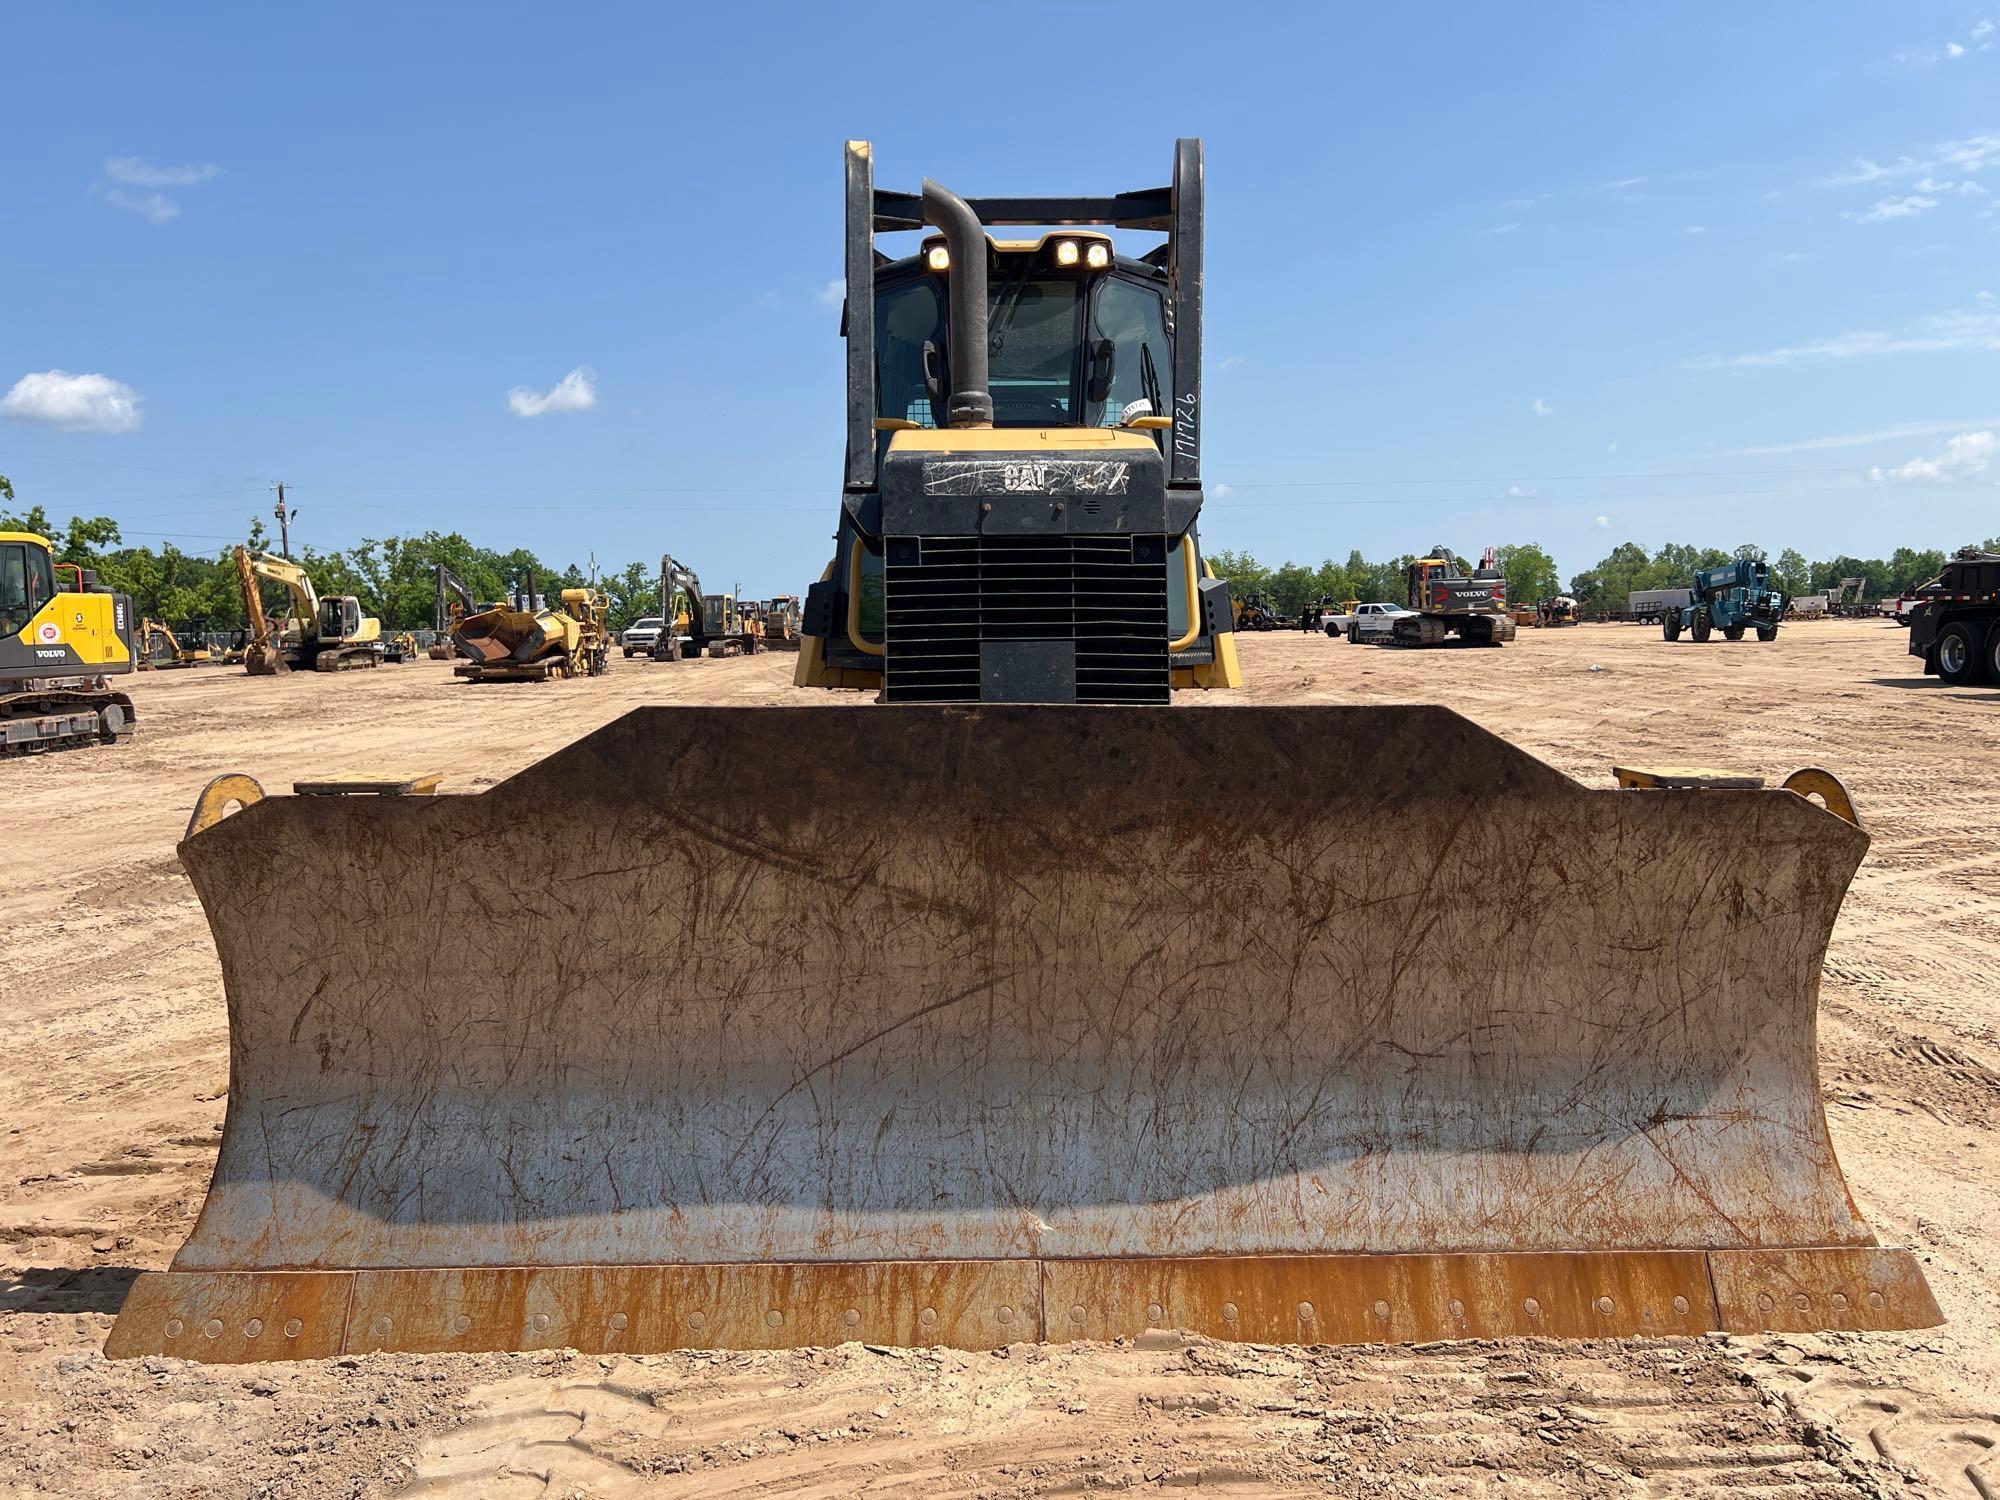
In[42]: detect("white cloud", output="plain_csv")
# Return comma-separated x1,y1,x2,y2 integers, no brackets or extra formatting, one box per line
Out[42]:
1916,176,1987,196
1607,440,1621,453
1976,19,1995,38
1531,398,1554,417
102,189,179,224
103,157,222,188
1718,417,2000,455
1502,483,1538,499
1598,176,1648,191
816,279,844,309
93,156,222,225
1484,221,1523,236
1210,482,1235,500
1844,193,1940,223
1682,225,1707,235
1217,355,1247,372
0,370,143,432
1594,515,1611,529
506,366,597,418
1698,309,2000,368
1869,429,1997,482
1948,41,1968,57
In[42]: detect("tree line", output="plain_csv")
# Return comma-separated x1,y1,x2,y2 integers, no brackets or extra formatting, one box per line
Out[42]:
1208,536,1998,621
1,483,668,635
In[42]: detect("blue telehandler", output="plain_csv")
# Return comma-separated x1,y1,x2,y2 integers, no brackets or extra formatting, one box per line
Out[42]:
1664,559,1787,643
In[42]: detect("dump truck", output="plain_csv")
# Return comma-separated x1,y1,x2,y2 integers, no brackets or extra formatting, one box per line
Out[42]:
453,574,612,681
1,532,137,754
233,547,384,673
1907,547,2000,685
1373,546,1517,647
107,141,1937,1365
1663,559,1786,643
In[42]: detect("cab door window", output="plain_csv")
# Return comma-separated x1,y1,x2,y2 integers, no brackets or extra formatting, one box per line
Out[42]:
0,543,41,637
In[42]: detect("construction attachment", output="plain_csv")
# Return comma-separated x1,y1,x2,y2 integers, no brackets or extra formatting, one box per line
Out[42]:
107,705,1938,1363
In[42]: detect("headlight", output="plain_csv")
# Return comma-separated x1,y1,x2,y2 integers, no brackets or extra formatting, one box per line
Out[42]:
926,244,950,272
1053,239,1080,267
1085,242,1110,269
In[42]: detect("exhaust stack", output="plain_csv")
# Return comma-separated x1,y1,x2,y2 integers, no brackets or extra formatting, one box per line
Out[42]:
921,179,992,428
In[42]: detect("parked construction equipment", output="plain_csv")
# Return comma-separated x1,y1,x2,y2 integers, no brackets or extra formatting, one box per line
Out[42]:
759,595,803,651
1232,593,1284,631
453,573,612,681
1375,546,1517,647
1826,576,1870,618
1663,559,1786,643
136,619,214,669
429,564,479,659
1,532,137,755
1907,547,2000,686
650,556,761,660
794,140,1238,700
233,547,384,673
104,142,1939,1365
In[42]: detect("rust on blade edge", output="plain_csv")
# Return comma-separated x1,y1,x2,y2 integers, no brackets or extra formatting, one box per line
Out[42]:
1708,1246,1943,1333
105,1247,1938,1363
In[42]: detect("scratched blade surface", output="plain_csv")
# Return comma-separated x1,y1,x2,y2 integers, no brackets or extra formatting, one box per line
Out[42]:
170,704,1874,1272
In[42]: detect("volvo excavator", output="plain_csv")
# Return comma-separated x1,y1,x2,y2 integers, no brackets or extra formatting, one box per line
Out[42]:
650,554,761,660
232,547,384,673
110,141,1937,1364
1,532,137,754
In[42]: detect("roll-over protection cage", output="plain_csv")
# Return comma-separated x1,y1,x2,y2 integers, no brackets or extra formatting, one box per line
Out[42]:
841,139,1205,491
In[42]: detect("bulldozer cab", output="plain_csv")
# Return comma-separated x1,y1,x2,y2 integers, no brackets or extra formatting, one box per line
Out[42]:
796,140,1240,702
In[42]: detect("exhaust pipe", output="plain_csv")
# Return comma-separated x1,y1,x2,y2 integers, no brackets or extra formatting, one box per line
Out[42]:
921,179,993,428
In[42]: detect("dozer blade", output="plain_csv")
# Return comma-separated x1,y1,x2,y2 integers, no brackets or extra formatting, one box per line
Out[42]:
108,706,1938,1362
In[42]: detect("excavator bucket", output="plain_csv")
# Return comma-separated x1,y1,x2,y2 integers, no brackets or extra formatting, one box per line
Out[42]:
107,706,1938,1362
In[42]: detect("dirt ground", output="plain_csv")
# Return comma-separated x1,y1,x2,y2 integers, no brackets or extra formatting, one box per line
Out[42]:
3,621,1996,1498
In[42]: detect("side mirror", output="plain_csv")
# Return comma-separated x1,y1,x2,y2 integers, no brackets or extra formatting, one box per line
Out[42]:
922,339,946,411
1087,338,1116,403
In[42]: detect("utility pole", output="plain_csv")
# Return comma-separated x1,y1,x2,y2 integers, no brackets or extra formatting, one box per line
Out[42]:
272,483,296,559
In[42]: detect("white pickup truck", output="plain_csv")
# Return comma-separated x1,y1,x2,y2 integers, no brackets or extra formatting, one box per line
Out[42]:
1325,602,1415,641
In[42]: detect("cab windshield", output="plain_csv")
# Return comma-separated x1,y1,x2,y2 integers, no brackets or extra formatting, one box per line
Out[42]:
874,265,1170,430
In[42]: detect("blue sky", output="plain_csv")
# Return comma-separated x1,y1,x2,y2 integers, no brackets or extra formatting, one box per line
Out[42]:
3,3,1996,593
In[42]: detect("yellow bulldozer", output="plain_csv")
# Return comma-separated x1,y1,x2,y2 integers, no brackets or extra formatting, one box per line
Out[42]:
452,572,612,681
108,141,1937,1365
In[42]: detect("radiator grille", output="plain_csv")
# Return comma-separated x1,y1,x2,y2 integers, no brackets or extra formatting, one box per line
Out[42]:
882,534,1171,704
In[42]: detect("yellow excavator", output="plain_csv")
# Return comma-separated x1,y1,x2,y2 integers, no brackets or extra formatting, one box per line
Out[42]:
452,572,611,681
110,142,1937,1365
136,619,214,669
1,532,136,754
232,546,383,673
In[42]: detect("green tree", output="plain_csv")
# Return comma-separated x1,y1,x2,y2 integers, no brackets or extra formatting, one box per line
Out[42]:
1494,543,1558,607
1772,548,1810,598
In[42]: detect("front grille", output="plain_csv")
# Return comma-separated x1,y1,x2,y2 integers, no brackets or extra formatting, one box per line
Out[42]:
883,534,1171,704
